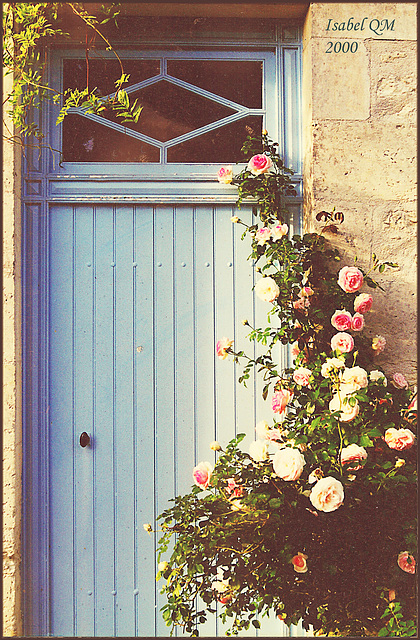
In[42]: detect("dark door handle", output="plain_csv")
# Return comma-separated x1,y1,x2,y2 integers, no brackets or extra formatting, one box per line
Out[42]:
79,432,91,448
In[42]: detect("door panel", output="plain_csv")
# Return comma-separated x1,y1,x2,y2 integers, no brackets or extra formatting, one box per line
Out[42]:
48,202,285,636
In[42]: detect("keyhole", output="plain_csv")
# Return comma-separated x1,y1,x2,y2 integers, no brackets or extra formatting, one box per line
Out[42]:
79,432,91,448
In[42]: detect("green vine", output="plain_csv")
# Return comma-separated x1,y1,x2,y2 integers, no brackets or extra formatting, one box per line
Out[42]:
3,2,142,152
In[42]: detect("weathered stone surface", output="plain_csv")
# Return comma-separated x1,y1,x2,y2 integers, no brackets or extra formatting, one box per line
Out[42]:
311,2,417,41
303,3,417,382
311,39,370,120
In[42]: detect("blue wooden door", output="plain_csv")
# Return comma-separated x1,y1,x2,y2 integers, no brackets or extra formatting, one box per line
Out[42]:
22,31,303,637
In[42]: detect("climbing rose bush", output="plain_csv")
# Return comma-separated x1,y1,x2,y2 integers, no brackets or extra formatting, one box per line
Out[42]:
155,133,417,638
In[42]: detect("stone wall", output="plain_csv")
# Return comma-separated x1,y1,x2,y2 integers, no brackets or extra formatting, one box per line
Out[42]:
302,2,417,383
2,69,23,637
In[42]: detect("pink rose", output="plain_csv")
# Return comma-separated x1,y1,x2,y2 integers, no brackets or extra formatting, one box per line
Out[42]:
247,154,273,175
271,223,288,240
331,332,354,353
226,478,244,498
397,551,416,574
266,428,284,442
216,337,233,360
293,367,312,387
392,372,409,389
354,293,373,314
300,286,314,297
350,312,364,331
217,166,233,184
291,342,300,358
291,553,308,574
255,227,272,245
193,461,213,489
372,335,386,354
293,296,310,311
331,309,352,331
309,476,344,512
272,388,293,414
340,444,367,469
384,428,416,451
273,447,305,481
337,266,364,293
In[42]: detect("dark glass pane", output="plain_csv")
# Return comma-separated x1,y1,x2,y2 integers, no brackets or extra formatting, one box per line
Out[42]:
167,116,263,163
62,114,160,162
63,58,160,97
167,60,262,108
102,80,235,142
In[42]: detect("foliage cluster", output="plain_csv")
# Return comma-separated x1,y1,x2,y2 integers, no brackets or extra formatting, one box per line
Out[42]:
155,134,417,637
3,2,141,150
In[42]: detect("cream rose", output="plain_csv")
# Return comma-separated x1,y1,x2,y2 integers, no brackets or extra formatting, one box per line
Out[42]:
354,293,373,314
271,223,288,240
337,266,364,293
321,357,346,377
247,154,273,175
192,461,213,489
309,476,344,512
340,444,367,469
384,428,416,451
254,276,280,303
273,447,305,481
329,394,359,422
293,367,312,386
331,332,354,354
331,309,352,331
369,370,387,385
249,439,268,462
255,420,270,439
217,165,233,184
341,366,368,389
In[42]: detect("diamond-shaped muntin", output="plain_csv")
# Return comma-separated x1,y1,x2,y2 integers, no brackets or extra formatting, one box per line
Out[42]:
73,71,257,149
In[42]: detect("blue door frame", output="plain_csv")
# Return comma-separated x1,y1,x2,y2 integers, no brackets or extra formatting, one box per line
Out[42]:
22,22,303,637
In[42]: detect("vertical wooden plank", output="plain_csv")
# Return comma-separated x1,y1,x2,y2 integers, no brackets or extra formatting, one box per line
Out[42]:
174,205,196,496
192,204,218,638
153,205,176,637
92,204,116,635
213,204,236,454
48,204,76,636
134,204,157,636
114,205,136,636
73,205,95,636
232,204,258,451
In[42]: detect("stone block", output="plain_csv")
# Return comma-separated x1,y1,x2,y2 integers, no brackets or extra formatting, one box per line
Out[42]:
311,2,417,41
311,39,370,120
369,40,417,121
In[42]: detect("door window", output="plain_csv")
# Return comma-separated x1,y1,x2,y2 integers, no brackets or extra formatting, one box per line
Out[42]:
58,52,271,167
